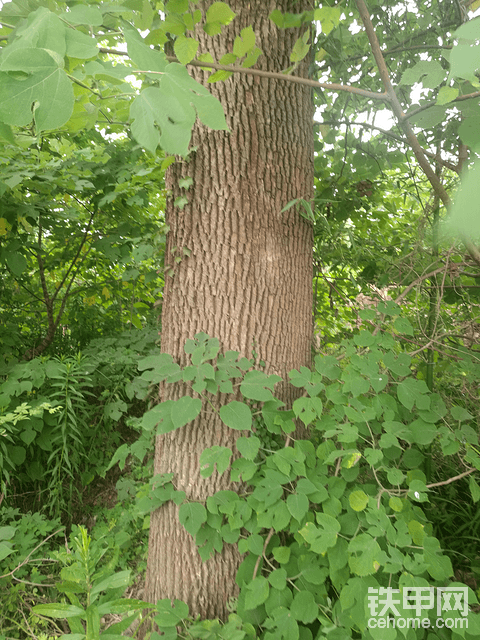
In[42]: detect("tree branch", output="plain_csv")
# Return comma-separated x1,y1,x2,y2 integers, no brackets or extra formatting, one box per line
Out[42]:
98,46,389,102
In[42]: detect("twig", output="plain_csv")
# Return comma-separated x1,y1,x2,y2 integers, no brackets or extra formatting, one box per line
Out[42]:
0,528,64,580
426,468,476,489
252,528,274,580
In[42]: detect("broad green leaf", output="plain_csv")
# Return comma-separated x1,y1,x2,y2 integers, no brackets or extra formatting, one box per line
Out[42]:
6,251,27,276
199,445,232,477
244,576,269,610
349,490,368,512
171,396,202,429
0,526,15,540
0,48,74,130
394,316,414,336
469,476,480,503
450,19,480,80
290,590,318,624
448,157,480,240
233,26,255,57
0,122,14,143
272,546,290,564
401,61,445,88
409,105,447,129
348,533,383,576
0,541,14,561
240,370,281,401
389,496,404,512
268,568,287,590
166,0,189,12
219,401,252,430
178,502,207,536
409,418,437,445
205,2,236,26
12,7,65,56
59,6,103,25
130,85,190,155
286,493,309,522
141,401,175,433
290,32,310,63
423,536,453,580
397,378,430,411
458,116,480,150
299,514,340,554
436,85,459,105
314,6,342,34
236,435,261,460
292,396,323,426
90,569,130,597
408,520,425,545
174,35,199,64
65,29,98,59
124,24,168,75
154,599,189,627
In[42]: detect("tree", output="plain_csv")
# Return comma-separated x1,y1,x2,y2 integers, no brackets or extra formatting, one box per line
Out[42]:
144,0,314,621
2,0,480,635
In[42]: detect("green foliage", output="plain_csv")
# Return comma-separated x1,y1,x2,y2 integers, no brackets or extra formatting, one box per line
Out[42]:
32,525,154,639
0,328,159,519
98,332,480,639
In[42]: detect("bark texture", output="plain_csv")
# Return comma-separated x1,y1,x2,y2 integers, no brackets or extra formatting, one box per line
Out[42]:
145,0,314,621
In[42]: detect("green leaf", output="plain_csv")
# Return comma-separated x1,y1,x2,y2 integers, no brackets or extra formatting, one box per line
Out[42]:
236,435,261,460
290,32,310,63
470,476,480,503
450,18,480,80
268,568,287,590
59,5,103,25
299,514,340,553
205,2,236,26
6,251,27,276
244,576,269,610
240,371,281,401
348,533,383,576
0,48,74,130
272,546,290,564
0,121,14,143
174,35,199,64
394,316,414,336
389,496,404,512
314,6,342,35
286,493,309,522
31,603,85,618
448,158,480,240
90,571,130,598
436,85,459,105
397,378,430,411
65,29,98,59
124,24,168,74
401,60,446,88
292,396,323,426
219,401,252,431
290,590,318,624
154,599,189,627
171,396,202,429
178,502,207,536
349,490,369,512
233,26,255,57
199,446,232,478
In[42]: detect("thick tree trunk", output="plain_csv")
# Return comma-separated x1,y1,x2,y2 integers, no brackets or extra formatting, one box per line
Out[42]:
144,0,314,622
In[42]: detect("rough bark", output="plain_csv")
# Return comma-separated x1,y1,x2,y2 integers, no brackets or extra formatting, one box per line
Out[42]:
144,0,314,622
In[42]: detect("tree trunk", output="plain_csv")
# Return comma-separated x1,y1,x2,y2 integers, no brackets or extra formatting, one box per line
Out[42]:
144,0,314,622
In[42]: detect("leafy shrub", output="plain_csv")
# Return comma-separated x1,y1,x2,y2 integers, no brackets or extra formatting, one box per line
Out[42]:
0,328,159,519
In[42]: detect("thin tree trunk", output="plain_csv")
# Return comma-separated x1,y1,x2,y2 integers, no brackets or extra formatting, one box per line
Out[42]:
145,0,314,621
